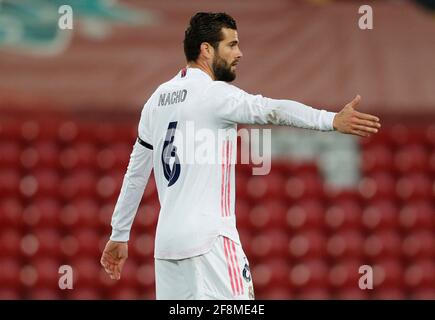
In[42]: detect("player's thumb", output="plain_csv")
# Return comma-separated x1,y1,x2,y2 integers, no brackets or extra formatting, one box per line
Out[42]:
347,94,361,109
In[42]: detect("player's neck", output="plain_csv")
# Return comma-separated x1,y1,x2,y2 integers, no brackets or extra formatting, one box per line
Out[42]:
187,61,215,80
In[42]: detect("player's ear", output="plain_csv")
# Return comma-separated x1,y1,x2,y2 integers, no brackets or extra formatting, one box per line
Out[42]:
200,42,214,60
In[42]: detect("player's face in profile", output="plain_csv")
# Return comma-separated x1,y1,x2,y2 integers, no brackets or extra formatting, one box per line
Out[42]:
212,28,243,82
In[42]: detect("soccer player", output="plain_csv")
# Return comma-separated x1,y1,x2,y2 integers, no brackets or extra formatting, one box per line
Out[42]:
100,12,381,300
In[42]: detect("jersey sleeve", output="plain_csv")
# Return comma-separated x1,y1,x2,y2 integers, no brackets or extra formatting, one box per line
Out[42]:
110,140,153,242
208,81,337,131
138,99,153,147
110,102,154,242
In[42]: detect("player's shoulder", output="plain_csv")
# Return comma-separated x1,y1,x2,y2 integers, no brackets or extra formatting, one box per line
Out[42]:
206,80,244,98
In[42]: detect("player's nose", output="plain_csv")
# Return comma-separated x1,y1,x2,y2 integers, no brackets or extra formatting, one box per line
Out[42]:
238,48,243,59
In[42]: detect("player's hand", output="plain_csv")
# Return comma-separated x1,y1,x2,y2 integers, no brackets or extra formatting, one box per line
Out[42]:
333,95,381,138
100,240,128,280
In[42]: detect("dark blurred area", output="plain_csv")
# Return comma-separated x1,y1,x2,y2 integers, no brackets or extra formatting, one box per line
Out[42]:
0,0,434,299
414,0,435,10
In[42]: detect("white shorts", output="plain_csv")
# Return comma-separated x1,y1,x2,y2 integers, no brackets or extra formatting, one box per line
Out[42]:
155,236,255,300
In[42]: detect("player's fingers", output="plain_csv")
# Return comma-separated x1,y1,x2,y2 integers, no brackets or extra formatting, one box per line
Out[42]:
115,259,127,280
101,257,118,275
353,117,381,128
112,266,120,280
351,129,371,138
354,111,380,122
102,253,119,267
100,256,110,267
346,95,361,109
352,124,379,134
102,263,112,275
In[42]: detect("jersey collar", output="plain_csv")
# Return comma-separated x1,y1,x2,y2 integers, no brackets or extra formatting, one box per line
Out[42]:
182,67,213,81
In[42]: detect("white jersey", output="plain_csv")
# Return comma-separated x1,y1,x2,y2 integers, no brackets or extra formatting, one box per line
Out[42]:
110,67,336,260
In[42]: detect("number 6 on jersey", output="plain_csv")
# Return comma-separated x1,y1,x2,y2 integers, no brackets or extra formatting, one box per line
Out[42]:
161,121,181,187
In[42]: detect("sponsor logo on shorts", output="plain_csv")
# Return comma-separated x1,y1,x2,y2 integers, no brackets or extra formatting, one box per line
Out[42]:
242,262,251,283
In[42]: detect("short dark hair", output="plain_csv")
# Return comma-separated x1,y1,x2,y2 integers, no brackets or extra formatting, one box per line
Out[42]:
183,12,237,62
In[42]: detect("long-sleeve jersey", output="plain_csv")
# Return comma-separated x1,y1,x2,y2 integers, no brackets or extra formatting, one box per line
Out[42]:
110,67,336,260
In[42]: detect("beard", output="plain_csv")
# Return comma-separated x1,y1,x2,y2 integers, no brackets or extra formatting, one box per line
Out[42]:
212,54,236,82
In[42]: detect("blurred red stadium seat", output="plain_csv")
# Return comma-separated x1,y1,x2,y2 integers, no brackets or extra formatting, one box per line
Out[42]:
31,229,62,258
143,175,157,200
388,124,425,147
130,233,155,260
251,259,289,294
358,172,396,201
0,141,21,168
238,229,253,257
372,258,404,290
69,287,101,300
57,121,78,145
59,169,97,201
394,144,429,175
0,230,22,258
250,229,289,261
248,200,287,231
26,288,62,300
271,158,296,175
396,173,432,202
63,229,101,258
133,202,160,233
0,258,21,290
0,289,21,300
324,200,362,231
284,173,324,202
23,198,61,228
401,230,434,260
135,263,155,293
0,198,23,229
31,257,62,289
295,288,330,300
0,120,21,142
34,141,59,168
328,259,364,290
288,231,326,260
363,230,402,259
410,288,435,300
98,203,115,233
399,200,434,231
289,259,328,290
360,144,394,175
246,173,285,202
64,201,103,232
96,171,124,201
372,287,407,300
59,143,97,171
260,287,292,300
107,287,140,300
326,230,364,260
234,199,250,229
72,257,101,289
0,169,20,197
404,259,435,291
332,288,369,300
95,123,117,146
362,200,399,231
286,199,324,232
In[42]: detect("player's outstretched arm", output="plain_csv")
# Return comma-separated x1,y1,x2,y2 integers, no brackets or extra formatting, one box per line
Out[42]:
100,240,128,280
333,95,381,138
